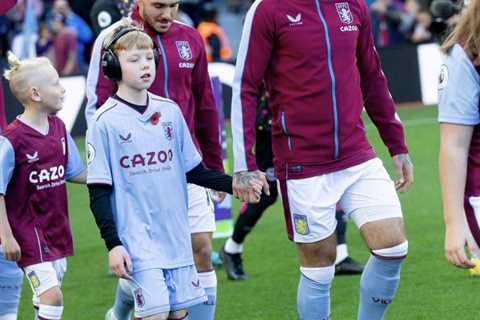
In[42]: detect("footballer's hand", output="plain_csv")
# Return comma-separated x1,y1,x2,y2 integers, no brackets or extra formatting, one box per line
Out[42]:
445,221,477,269
233,170,269,203
1,235,21,261
109,245,133,279
210,191,226,203
392,153,414,193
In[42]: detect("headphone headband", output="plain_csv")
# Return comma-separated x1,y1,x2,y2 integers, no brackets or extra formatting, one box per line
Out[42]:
103,26,141,51
101,25,159,81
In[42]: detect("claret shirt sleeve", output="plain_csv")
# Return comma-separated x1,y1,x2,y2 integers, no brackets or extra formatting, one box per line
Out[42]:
231,0,275,173
356,0,408,156
191,32,224,172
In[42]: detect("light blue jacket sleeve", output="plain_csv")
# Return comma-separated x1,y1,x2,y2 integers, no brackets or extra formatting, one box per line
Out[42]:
86,120,113,185
438,44,480,125
0,137,15,195
66,133,86,179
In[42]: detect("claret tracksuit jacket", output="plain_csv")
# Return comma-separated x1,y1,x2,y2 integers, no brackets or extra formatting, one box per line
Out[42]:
232,0,408,180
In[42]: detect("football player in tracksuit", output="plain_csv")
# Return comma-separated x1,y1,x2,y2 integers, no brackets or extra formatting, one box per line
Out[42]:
220,90,364,281
86,1,224,319
231,1,414,319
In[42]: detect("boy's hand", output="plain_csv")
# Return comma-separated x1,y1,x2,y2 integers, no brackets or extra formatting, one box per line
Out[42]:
1,235,21,261
109,245,132,278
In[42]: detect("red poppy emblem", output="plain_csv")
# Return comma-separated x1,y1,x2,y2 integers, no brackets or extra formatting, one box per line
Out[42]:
150,112,161,125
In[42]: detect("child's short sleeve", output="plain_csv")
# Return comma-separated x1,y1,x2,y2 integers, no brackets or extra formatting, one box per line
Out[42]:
86,120,113,185
438,44,480,125
0,137,15,195
66,133,86,179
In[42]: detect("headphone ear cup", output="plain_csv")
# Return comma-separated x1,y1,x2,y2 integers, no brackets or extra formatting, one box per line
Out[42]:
101,49,122,81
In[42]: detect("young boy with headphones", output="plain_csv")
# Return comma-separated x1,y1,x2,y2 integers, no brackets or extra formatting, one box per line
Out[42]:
86,23,262,320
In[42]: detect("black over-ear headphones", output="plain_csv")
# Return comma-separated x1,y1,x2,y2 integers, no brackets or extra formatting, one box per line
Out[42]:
101,26,160,81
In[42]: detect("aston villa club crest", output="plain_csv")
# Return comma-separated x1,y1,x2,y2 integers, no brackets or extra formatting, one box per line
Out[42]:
335,2,353,24
134,288,145,308
293,214,310,235
162,122,174,141
176,41,193,61
27,271,41,288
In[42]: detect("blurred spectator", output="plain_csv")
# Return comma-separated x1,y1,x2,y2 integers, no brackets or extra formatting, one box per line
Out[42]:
69,0,96,28
177,9,194,27
47,0,92,72
0,0,18,16
90,0,135,35
50,13,78,76
36,21,53,57
410,9,433,43
181,0,212,26
197,3,233,62
370,0,406,47
226,0,245,14
11,0,39,59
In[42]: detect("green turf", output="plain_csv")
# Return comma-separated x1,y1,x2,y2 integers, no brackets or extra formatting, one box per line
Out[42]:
17,105,475,319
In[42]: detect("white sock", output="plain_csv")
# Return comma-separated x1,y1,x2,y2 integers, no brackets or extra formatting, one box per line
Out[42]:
335,244,349,265
38,305,63,320
225,238,243,254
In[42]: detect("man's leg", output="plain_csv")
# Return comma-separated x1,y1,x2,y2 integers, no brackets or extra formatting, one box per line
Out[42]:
296,235,337,320
188,232,216,320
335,210,364,275
105,279,134,320
357,218,407,320
278,177,342,320
340,158,407,320
186,185,217,320
221,181,278,280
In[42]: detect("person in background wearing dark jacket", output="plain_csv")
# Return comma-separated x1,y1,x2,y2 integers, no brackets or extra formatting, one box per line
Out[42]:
197,4,232,63
90,0,135,35
231,1,413,319
220,91,363,281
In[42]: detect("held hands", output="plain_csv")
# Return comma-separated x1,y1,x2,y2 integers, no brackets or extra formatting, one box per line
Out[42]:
0,234,21,261
210,191,227,203
392,153,414,193
233,170,270,203
445,218,478,269
109,245,133,279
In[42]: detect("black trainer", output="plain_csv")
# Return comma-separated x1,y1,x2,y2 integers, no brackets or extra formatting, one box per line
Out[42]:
219,245,246,280
335,256,364,275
